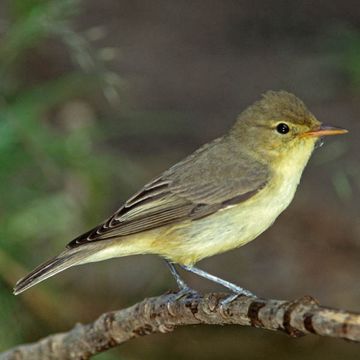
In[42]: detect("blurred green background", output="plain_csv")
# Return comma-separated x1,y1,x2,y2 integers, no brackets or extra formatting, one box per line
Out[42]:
0,1,359,359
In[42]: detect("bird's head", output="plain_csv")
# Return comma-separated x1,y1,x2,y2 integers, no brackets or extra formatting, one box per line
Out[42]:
230,91,348,169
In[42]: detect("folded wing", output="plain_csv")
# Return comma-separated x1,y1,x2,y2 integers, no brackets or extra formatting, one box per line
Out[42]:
67,136,269,248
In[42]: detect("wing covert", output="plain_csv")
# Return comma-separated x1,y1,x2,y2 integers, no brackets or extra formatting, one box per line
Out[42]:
67,136,269,248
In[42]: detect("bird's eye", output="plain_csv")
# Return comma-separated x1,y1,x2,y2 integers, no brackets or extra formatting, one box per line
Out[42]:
276,123,290,134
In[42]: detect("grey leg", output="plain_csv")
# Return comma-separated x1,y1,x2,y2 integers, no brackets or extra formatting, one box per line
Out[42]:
180,265,255,303
165,260,199,299
165,260,189,290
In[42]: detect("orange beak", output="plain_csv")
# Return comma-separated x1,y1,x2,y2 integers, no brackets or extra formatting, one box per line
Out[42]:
302,125,348,138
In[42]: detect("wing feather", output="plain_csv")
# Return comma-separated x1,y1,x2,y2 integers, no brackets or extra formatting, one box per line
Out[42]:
67,136,270,248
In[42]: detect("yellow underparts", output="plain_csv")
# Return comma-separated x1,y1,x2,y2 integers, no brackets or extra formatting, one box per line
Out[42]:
84,137,317,267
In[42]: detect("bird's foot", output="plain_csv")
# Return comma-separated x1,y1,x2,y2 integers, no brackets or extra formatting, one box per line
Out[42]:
180,265,256,305
173,286,200,301
220,288,255,306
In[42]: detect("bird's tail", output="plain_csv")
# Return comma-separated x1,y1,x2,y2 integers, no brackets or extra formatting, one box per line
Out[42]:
13,245,99,295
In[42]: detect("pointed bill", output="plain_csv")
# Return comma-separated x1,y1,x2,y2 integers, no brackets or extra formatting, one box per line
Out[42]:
302,125,348,138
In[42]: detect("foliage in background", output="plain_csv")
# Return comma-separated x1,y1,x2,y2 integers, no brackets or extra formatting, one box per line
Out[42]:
340,29,360,88
329,27,360,201
0,2,187,354
0,1,121,355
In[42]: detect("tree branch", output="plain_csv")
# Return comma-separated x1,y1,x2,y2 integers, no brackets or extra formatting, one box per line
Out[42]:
1,292,360,359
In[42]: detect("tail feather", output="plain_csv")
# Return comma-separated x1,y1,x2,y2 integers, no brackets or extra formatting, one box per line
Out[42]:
13,247,96,295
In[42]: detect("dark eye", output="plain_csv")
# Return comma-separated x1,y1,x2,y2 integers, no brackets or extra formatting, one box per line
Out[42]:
276,123,290,134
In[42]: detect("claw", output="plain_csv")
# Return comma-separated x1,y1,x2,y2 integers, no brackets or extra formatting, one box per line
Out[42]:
220,293,241,306
173,287,200,301
220,289,255,306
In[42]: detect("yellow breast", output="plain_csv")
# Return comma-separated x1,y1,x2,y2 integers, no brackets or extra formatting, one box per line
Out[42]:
84,138,317,267
151,138,316,265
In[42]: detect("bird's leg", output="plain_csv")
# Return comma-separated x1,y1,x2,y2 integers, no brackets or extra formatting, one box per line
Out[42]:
180,265,256,305
165,260,189,290
165,260,199,299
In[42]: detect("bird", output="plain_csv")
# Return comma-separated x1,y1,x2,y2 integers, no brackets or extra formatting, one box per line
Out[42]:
13,90,348,301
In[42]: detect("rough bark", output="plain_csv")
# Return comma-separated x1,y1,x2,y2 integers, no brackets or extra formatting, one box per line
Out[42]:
1,293,359,359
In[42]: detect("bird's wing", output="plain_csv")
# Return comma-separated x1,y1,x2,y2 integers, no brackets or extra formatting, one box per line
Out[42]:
67,137,269,248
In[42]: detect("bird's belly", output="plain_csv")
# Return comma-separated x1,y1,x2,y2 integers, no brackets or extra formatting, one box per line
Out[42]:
156,176,299,265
